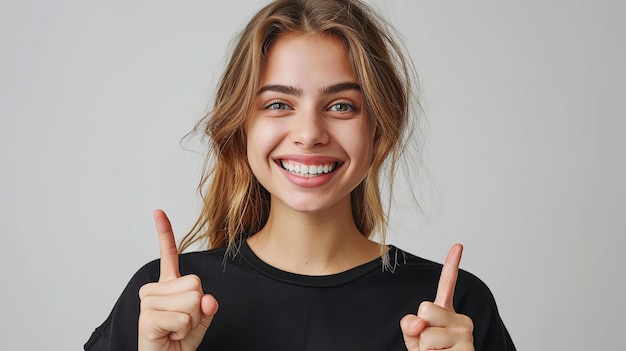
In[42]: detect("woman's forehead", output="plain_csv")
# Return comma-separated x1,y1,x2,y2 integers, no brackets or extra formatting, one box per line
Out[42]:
259,33,358,89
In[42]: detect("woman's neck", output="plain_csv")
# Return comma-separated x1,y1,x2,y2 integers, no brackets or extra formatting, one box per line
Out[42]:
246,196,381,275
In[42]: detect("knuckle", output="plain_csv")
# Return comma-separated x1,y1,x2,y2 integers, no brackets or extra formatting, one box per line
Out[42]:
188,290,203,305
181,274,203,290
460,314,475,331
138,282,156,300
139,295,155,312
180,290,202,311
138,286,147,300
463,328,475,342
417,301,435,317
456,327,475,346
178,312,192,327
189,274,202,288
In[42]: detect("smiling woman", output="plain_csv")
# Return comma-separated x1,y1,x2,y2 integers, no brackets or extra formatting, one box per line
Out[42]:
246,34,376,218
84,1,515,350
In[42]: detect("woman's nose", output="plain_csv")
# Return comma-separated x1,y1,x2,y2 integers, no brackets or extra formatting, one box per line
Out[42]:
289,108,329,148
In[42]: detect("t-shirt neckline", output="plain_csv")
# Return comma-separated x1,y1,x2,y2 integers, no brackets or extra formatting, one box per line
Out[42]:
238,240,394,288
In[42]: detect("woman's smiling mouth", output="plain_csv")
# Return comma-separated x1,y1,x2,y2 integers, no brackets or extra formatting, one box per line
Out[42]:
279,160,340,178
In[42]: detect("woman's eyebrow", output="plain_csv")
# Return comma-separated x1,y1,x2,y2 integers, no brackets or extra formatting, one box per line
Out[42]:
256,82,361,96
257,85,302,96
320,82,361,95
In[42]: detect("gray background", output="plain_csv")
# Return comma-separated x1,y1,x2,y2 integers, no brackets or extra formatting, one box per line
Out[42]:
1,0,624,349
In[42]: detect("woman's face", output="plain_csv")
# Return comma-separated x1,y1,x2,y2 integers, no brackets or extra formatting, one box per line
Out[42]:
245,33,376,215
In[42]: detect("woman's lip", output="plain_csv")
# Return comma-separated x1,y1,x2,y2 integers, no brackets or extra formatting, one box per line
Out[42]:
276,160,340,188
274,158,345,173
273,155,344,184
274,155,343,164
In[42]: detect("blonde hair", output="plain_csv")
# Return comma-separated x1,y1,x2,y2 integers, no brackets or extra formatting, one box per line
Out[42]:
179,0,416,255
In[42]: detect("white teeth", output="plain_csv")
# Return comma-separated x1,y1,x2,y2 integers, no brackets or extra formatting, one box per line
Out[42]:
280,160,337,177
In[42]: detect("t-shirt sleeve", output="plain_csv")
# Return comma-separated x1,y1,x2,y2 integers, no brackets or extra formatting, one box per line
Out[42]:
454,270,516,351
84,260,159,351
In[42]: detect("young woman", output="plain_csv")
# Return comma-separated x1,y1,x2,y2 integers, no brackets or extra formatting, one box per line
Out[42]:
85,0,515,350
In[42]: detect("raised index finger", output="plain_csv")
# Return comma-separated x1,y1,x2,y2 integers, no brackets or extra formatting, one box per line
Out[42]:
153,209,180,282
434,243,463,310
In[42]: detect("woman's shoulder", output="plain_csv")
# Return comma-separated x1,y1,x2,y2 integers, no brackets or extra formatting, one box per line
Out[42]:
84,247,229,350
131,246,230,283
388,246,498,304
389,246,514,349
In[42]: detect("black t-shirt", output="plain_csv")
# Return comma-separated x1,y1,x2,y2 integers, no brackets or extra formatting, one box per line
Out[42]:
85,242,515,350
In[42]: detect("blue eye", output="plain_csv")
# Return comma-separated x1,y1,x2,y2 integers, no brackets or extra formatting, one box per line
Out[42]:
329,102,355,112
266,101,292,110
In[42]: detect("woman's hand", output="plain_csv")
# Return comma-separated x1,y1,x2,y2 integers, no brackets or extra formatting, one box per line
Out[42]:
400,244,475,351
138,210,219,351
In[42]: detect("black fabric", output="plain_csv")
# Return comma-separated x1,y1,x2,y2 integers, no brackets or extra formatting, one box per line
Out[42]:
85,243,515,350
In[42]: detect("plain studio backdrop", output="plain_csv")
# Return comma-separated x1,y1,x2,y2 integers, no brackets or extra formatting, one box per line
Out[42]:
1,0,624,349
